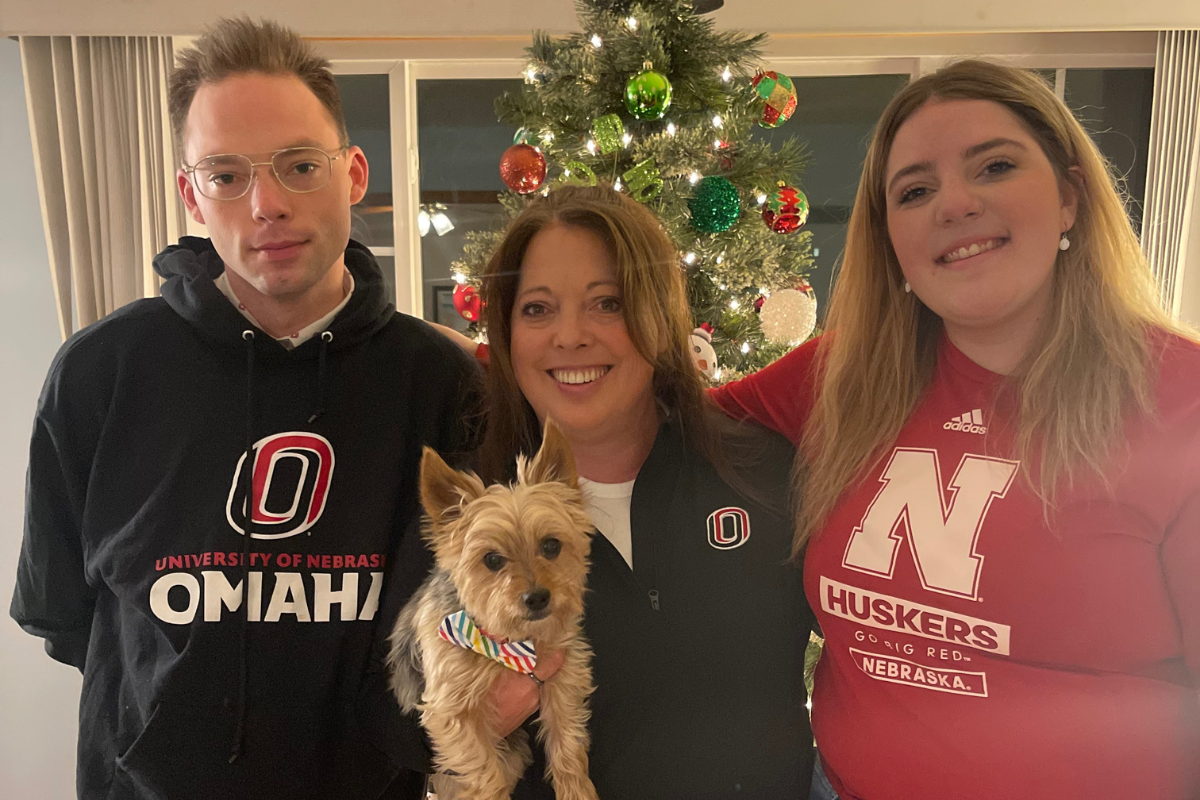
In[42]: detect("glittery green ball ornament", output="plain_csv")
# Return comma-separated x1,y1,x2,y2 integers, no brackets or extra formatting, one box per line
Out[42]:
624,67,673,121
688,176,741,233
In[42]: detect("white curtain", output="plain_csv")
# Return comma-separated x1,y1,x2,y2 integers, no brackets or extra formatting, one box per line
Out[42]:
1142,30,1200,320
20,36,186,341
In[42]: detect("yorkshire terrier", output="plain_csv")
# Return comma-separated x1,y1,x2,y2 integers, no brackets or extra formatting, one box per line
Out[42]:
388,421,599,800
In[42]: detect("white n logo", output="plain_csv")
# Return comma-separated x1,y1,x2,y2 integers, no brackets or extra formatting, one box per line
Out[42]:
843,449,1018,600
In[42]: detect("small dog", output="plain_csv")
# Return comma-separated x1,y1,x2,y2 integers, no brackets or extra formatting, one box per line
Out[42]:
388,421,599,800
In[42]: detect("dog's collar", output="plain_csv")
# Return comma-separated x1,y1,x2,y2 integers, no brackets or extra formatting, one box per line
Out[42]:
438,610,538,675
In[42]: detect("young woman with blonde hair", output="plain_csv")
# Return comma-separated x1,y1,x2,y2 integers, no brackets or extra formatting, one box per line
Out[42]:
715,59,1200,800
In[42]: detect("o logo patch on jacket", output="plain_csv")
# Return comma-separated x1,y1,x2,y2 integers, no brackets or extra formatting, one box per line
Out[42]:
707,507,751,550
226,432,335,539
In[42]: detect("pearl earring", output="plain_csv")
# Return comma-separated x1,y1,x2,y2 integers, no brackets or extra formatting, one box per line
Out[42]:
1059,233,1071,251
904,281,911,293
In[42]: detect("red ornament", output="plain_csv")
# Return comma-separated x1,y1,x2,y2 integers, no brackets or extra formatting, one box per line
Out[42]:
699,322,715,334
499,144,547,194
754,295,766,312
452,283,482,322
762,184,809,234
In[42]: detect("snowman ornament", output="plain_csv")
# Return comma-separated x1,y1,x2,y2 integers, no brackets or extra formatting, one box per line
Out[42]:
689,326,718,379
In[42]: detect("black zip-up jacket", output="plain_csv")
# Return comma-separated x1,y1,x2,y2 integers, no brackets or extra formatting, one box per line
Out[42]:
10,237,479,800
515,419,816,799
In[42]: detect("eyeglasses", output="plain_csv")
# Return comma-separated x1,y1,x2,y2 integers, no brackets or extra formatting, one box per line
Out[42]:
182,146,347,201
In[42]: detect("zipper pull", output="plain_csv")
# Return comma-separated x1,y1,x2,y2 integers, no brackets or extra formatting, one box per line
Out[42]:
648,589,660,611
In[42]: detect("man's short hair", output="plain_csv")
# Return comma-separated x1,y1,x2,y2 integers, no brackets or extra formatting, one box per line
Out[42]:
169,17,349,155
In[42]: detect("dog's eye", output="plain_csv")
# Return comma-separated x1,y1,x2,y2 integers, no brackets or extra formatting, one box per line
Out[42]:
540,538,562,559
482,552,506,571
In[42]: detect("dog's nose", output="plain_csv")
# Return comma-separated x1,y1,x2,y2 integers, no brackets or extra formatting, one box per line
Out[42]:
523,588,551,613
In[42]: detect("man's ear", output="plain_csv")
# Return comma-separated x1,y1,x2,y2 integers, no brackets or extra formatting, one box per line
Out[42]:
346,146,369,206
178,169,206,225
419,446,485,528
524,418,579,490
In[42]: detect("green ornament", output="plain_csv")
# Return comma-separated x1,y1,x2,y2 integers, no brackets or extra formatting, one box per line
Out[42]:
558,161,599,187
688,176,740,233
622,158,663,203
593,113,625,154
624,66,673,121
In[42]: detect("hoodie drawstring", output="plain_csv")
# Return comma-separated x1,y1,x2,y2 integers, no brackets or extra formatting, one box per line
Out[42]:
230,329,257,764
308,331,333,424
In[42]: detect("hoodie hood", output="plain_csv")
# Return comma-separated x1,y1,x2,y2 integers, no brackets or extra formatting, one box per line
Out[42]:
154,237,394,360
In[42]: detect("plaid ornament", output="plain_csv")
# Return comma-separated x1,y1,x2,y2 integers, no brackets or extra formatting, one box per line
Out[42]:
752,71,798,128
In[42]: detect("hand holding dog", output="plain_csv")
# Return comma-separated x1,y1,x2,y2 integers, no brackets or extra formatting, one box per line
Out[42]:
489,648,566,737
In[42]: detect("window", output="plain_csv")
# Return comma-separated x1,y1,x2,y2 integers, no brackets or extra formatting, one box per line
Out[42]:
1063,68,1155,235
335,74,396,298
417,78,522,329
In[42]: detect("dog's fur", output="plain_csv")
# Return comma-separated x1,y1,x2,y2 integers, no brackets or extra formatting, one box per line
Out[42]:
388,422,598,800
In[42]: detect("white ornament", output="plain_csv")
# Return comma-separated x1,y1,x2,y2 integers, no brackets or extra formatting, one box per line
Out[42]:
760,288,817,346
689,327,719,379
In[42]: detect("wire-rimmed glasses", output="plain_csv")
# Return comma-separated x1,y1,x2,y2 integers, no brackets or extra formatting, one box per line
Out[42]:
182,146,347,201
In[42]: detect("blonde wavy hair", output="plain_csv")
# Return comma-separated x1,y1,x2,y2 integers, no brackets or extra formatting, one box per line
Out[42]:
795,59,1191,555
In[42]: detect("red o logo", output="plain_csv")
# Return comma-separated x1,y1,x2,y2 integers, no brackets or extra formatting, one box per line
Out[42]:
707,507,751,550
226,432,335,539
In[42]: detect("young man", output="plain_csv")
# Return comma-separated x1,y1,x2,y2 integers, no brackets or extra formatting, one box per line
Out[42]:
10,19,479,799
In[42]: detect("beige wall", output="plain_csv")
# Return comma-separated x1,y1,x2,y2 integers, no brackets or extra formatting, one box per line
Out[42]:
2,0,1200,37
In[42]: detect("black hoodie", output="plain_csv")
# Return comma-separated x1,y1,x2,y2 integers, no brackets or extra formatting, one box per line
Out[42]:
11,237,479,799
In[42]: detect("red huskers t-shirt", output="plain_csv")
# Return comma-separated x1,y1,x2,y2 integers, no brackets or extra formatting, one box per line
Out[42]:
712,333,1200,800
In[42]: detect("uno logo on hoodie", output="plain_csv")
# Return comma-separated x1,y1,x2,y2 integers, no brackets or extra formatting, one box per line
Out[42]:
707,507,751,550
226,432,335,539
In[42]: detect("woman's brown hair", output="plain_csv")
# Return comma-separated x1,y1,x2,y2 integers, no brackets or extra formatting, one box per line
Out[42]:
477,184,767,499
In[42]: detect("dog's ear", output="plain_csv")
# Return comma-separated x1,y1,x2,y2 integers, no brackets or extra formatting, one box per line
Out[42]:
419,447,485,529
524,418,579,490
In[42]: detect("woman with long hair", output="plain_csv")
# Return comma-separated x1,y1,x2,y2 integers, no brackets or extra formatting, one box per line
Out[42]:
468,184,816,799
713,59,1200,799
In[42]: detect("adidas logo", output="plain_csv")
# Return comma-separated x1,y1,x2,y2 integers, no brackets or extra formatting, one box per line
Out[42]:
943,409,987,434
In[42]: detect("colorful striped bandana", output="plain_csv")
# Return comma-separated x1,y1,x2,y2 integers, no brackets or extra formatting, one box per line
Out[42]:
438,610,538,675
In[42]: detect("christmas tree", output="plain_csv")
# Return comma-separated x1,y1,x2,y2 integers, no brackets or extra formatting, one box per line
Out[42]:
455,0,817,379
